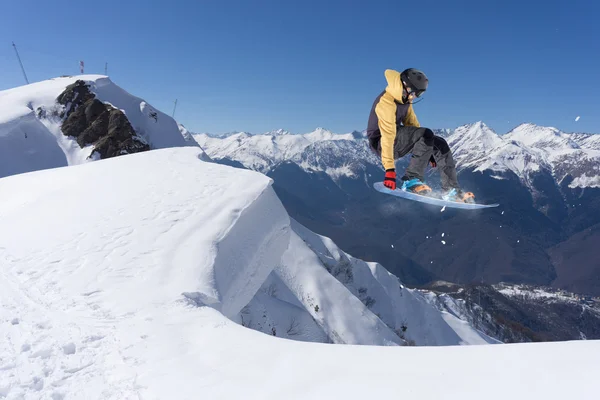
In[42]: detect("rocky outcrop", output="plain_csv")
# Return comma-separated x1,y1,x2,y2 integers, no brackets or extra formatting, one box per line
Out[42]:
57,80,150,159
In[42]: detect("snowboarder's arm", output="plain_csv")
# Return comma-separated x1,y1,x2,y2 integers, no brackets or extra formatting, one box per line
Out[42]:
374,92,397,171
402,104,420,127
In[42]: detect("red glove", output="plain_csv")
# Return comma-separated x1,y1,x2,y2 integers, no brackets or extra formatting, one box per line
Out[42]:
429,155,437,168
384,169,396,190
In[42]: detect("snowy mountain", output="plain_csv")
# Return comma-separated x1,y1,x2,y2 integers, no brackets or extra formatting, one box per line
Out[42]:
0,75,201,179
0,143,494,347
454,122,600,190
571,132,600,151
0,146,528,399
1,77,599,398
423,282,600,342
194,121,600,190
5,77,573,398
193,122,600,299
193,127,358,173
446,122,545,180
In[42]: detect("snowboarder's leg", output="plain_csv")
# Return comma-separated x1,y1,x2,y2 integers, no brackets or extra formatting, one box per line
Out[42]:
431,136,475,203
431,136,459,191
392,127,434,194
402,128,434,182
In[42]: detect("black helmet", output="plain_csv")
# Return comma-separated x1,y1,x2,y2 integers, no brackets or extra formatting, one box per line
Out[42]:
401,68,428,97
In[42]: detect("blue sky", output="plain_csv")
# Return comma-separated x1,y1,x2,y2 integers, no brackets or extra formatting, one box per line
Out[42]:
1,0,598,135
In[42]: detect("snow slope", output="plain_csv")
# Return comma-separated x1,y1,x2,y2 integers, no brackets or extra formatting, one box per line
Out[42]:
285,220,498,345
239,218,499,346
572,132,600,151
0,146,547,399
0,75,198,179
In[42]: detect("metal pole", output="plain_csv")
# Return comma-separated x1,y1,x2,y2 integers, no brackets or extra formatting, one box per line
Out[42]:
172,99,178,118
105,62,108,75
12,42,29,84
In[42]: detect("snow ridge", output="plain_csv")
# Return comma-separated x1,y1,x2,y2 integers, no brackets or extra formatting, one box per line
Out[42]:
193,121,600,189
0,75,200,179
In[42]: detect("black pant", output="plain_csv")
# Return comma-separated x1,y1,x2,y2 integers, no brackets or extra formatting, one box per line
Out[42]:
393,126,459,191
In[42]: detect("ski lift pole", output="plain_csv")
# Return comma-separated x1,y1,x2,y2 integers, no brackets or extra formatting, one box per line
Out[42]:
12,42,29,84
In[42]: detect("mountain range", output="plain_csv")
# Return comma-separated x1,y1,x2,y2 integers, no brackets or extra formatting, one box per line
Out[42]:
4,74,595,345
0,75,498,348
2,75,600,398
193,121,600,297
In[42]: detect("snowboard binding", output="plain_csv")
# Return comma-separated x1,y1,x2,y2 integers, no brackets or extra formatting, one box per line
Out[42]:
401,177,432,195
443,188,475,204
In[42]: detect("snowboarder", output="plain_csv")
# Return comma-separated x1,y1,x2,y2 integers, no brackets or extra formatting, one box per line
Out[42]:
367,68,474,203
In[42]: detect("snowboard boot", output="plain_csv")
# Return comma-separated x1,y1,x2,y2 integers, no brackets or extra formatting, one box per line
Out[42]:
401,177,432,196
442,188,475,203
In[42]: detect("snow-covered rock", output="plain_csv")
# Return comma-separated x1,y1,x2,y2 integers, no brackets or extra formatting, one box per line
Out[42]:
0,75,199,179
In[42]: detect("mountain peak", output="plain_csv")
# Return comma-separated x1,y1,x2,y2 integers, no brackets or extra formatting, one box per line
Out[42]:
350,130,366,139
265,128,292,136
305,127,334,140
0,75,196,179
312,127,332,134
462,120,492,132
506,123,580,150
452,121,503,148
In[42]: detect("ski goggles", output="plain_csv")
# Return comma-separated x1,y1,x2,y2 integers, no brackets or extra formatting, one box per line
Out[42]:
406,85,426,98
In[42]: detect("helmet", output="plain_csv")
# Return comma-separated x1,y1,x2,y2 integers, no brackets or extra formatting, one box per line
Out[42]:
400,68,428,97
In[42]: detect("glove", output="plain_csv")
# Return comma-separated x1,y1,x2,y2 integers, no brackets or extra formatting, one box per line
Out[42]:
383,169,396,190
429,155,437,168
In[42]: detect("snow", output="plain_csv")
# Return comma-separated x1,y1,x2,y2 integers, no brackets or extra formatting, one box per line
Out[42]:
449,122,505,167
91,78,194,150
0,145,536,399
447,122,599,189
273,231,402,346
505,123,580,150
569,173,600,188
193,127,357,174
571,133,600,151
0,75,199,179
576,116,581,121
192,118,599,190
498,284,583,302
1,79,599,399
0,110,70,178
288,220,497,346
324,165,354,178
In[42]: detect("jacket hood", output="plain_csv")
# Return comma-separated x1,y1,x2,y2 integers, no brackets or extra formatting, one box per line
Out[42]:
384,69,406,103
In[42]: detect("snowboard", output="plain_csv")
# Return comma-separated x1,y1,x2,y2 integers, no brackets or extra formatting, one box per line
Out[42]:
374,182,499,209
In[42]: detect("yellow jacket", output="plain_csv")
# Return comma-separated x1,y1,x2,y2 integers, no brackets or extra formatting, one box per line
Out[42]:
372,69,420,170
